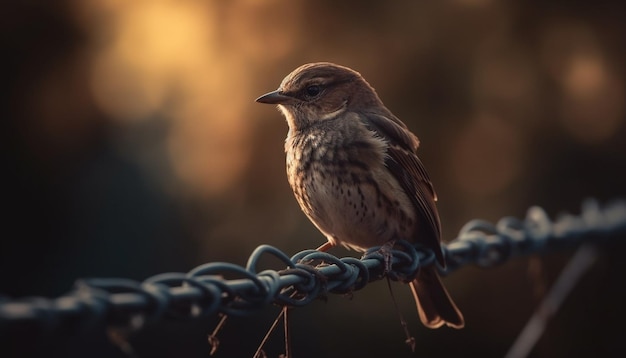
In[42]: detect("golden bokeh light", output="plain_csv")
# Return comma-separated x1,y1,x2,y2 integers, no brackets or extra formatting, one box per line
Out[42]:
541,20,624,145
87,0,300,197
90,1,217,121
559,52,624,144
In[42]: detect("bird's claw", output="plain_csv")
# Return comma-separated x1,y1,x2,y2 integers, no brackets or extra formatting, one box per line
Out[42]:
379,241,396,275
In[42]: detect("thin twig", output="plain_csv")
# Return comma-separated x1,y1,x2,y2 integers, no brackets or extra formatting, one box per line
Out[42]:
208,313,228,356
107,328,138,358
283,307,291,358
253,307,286,358
505,245,598,358
386,277,416,352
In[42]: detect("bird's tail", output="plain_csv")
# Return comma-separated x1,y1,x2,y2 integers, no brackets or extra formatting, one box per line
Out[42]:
409,267,465,329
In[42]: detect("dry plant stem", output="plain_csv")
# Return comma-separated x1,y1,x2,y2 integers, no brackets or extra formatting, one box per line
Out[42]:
254,241,333,357
253,307,286,358
208,313,228,356
107,328,138,358
386,277,416,352
243,243,336,357
283,306,291,358
505,245,598,358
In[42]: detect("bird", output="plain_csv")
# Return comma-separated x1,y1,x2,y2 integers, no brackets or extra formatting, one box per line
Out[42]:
256,62,464,329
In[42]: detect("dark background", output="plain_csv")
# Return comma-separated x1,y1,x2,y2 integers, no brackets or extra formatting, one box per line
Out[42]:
2,1,625,357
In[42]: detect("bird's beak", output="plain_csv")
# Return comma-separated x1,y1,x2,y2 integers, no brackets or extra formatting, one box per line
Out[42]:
255,90,295,105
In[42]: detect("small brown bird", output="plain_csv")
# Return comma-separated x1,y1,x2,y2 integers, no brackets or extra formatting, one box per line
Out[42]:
256,62,464,329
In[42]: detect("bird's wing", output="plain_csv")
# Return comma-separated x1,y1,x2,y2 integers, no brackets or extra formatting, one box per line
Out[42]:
361,111,444,265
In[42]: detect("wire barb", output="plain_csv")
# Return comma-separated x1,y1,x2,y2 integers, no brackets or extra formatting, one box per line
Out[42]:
1,199,625,344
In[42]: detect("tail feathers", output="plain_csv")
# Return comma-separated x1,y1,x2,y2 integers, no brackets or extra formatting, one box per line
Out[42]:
409,268,464,329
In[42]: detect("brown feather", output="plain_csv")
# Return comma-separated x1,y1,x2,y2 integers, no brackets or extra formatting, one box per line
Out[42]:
361,112,444,265
410,268,465,329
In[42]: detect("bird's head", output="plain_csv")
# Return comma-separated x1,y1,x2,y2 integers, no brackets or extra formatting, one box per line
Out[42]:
256,62,383,130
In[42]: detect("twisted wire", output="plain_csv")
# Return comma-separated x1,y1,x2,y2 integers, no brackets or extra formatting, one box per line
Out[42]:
1,199,625,337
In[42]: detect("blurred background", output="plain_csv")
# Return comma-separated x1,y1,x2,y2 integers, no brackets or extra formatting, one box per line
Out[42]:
2,0,625,357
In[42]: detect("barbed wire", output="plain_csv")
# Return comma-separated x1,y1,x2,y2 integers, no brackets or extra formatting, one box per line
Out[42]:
1,198,625,339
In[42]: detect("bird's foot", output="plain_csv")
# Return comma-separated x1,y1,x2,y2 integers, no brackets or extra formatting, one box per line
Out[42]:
379,240,396,275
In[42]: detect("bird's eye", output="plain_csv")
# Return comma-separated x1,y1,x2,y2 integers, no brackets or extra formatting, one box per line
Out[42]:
305,85,321,97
